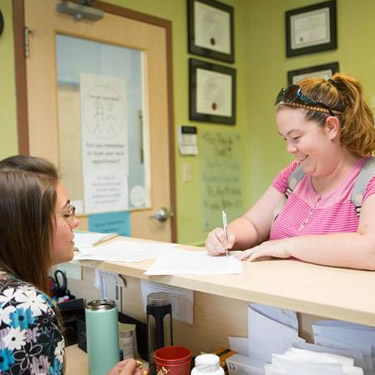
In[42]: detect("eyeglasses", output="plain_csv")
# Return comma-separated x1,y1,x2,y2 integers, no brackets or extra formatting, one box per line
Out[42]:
55,204,76,225
275,84,341,116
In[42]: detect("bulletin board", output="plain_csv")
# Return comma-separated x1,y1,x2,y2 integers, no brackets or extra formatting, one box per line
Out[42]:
200,131,244,231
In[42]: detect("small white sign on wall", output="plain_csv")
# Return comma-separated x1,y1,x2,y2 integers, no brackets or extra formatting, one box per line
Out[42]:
80,73,129,213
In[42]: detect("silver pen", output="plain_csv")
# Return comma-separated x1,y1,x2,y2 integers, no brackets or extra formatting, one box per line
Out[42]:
222,210,229,256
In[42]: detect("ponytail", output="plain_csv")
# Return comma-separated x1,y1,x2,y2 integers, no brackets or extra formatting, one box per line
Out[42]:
332,73,375,156
298,73,375,157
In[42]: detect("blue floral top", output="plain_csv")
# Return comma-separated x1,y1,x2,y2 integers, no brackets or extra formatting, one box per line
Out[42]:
0,271,64,374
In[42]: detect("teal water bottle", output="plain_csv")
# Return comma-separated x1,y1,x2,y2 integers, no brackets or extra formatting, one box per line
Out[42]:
85,299,119,375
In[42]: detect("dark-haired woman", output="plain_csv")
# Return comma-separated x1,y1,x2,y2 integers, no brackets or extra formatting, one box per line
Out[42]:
0,156,142,375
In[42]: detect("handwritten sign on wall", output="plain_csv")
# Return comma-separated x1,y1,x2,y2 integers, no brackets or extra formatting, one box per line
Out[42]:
200,131,244,231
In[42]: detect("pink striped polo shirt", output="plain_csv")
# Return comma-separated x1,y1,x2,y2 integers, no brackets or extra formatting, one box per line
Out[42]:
270,157,375,240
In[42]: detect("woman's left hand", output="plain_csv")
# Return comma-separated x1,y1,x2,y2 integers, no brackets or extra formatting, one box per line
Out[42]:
234,239,292,262
108,359,143,375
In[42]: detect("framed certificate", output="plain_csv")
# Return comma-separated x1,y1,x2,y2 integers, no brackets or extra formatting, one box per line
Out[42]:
287,62,339,85
187,0,234,63
286,0,337,57
189,58,236,125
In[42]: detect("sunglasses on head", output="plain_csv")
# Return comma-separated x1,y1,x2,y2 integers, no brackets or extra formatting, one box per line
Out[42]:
275,84,340,116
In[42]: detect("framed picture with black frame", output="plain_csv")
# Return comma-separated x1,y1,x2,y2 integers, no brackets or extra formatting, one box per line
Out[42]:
287,62,339,85
286,0,337,57
187,0,234,63
189,58,236,125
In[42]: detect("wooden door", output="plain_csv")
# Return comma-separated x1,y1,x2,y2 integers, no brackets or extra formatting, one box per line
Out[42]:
16,0,176,242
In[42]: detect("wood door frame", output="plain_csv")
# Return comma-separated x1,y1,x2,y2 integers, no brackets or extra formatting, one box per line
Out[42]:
12,0,177,242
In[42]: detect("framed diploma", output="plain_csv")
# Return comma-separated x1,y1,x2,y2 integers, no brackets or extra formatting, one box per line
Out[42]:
189,58,236,125
286,0,337,57
187,0,234,63
287,62,339,85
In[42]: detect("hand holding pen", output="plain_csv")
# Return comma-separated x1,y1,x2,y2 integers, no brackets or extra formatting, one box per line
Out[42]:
205,211,235,256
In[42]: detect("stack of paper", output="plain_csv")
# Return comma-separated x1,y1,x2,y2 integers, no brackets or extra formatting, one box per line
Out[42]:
74,239,176,262
248,304,305,363
294,342,366,371
312,320,375,374
264,347,363,374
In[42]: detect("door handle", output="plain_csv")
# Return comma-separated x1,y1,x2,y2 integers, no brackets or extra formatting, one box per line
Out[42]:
150,207,174,222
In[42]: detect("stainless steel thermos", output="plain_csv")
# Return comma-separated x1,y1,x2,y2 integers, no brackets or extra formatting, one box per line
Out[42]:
85,299,119,375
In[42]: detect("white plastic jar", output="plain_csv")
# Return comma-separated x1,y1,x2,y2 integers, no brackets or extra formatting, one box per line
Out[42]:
191,354,224,375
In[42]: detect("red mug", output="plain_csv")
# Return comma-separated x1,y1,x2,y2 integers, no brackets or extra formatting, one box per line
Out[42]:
154,346,192,375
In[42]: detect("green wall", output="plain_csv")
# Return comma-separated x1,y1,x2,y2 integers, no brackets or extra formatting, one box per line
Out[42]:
1,0,375,245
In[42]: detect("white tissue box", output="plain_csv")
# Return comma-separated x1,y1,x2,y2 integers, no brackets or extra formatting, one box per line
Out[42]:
226,354,265,375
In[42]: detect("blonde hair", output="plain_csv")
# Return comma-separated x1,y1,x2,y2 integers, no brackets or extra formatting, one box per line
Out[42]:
279,73,375,157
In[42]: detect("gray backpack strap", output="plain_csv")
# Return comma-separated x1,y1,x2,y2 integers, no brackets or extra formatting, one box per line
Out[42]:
286,163,305,198
351,158,375,216
273,164,304,220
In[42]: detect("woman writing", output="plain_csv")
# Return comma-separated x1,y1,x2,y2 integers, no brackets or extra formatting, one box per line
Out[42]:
206,73,375,270
0,156,142,374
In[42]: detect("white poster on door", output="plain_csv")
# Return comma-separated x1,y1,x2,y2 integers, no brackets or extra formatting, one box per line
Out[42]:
80,74,128,213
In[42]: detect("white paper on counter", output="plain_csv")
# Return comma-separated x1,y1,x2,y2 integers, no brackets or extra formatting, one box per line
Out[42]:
145,248,242,275
140,280,194,324
74,231,118,250
74,239,176,262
